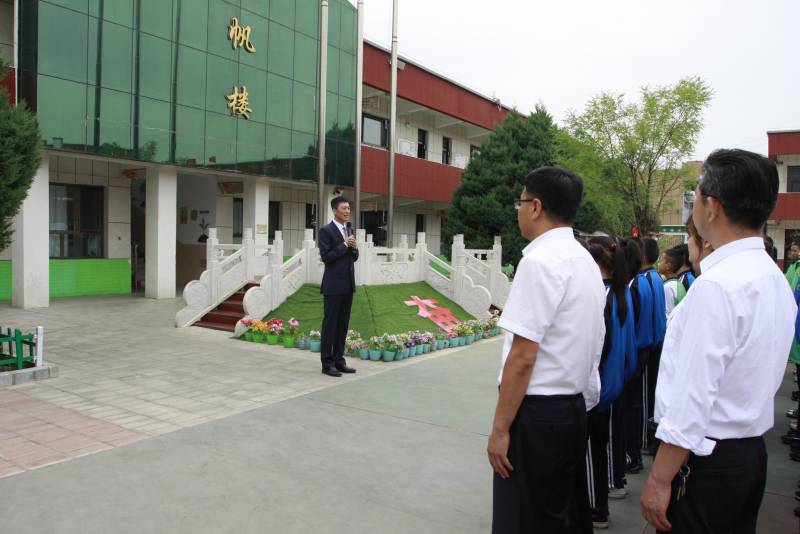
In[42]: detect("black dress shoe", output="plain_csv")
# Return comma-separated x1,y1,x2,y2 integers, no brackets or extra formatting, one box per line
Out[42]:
322,368,342,377
336,365,356,374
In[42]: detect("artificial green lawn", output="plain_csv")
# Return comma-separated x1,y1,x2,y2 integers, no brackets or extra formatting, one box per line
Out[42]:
264,282,475,338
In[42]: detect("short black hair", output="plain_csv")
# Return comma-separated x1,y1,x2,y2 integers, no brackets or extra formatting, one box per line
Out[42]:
642,237,659,264
523,166,583,225
330,196,350,210
663,246,684,271
699,149,779,231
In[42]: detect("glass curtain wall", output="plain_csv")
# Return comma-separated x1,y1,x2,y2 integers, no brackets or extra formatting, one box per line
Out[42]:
19,0,357,185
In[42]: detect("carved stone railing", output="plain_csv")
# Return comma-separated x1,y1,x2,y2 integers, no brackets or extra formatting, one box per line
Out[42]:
175,227,282,328
181,228,510,331
452,234,510,309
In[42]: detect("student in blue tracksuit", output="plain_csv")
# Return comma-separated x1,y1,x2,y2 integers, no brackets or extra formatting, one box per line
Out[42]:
585,237,637,528
624,237,652,474
640,237,667,454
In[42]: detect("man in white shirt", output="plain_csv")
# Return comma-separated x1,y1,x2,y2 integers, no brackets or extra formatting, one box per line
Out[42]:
488,166,606,533
640,149,797,533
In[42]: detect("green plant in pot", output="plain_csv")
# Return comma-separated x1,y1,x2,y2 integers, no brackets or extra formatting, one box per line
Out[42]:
308,330,322,352
281,317,299,348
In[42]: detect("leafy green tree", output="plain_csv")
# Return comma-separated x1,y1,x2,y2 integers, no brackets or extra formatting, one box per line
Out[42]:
442,105,556,266
565,77,711,234
0,59,42,252
554,129,632,235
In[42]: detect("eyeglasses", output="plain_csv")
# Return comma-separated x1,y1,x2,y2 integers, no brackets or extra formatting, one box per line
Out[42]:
514,198,534,210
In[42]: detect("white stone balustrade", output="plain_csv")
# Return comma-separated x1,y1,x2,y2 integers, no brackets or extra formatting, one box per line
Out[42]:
177,229,510,332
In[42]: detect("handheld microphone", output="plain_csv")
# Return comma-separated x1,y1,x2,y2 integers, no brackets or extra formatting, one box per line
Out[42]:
346,222,353,237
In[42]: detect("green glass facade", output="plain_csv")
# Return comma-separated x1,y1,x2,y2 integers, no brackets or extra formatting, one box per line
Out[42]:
18,0,357,185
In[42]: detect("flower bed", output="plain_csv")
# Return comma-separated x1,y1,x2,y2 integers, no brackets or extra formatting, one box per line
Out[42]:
238,311,503,363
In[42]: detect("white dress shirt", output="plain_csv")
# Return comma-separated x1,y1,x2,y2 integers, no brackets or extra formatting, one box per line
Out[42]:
663,278,678,315
498,227,606,409
654,237,797,456
332,219,347,241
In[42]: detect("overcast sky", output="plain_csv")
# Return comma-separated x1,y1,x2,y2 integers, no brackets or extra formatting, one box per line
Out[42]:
356,0,799,161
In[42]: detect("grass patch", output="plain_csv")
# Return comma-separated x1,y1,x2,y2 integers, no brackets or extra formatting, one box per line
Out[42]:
264,282,475,338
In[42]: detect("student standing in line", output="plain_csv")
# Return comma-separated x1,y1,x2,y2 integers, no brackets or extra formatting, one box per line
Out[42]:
585,237,637,529
640,237,667,454
624,238,650,474
641,149,796,533
673,244,695,301
658,247,684,316
489,166,605,534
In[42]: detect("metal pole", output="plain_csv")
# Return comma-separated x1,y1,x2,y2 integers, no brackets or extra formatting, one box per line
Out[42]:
354,0,364,230
13,0,19,103
317,0,329,244
387,0,398,247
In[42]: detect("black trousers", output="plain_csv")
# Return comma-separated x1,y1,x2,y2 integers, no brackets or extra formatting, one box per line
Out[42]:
625,347,650,465
492,394,592,534
608,396,627,489
586,408,610,516
644,344,662,449
320,292,353,370
659,436,767,534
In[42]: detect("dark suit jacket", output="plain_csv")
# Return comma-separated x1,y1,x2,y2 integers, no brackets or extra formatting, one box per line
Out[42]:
319,221,359,295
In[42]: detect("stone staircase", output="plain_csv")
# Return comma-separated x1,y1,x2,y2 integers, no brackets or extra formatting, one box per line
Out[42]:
193,283,258,332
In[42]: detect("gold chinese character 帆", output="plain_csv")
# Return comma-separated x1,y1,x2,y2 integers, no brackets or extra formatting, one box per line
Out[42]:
228,17,256,53
226,86,252,119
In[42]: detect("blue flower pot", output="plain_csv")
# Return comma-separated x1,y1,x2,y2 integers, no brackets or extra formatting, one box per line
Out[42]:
383,350,396,362
465,335,475,345
359,348,369,360
309,340,321,352
369,349,382,361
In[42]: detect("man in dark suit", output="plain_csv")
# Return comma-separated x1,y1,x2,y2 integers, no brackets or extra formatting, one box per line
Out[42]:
318,196,359,377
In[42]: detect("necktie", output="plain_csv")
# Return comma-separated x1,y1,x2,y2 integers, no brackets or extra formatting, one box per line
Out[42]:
341,226,347,241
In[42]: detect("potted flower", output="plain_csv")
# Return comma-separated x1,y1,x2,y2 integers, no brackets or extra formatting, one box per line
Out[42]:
368,336,382,361
345,330,362,356
463,324,476,345
423,332,435,353
308,330,322,352
447,330,459,347
488,310,501,336
241,317,255,342
403,333,416,358
345,332,361,357
251,320,268,343
297,333,308,350
396,333,410,359
434,331,446,350
265,318,283,345
382,334,399,362
358,340,370,360
412,331,426,355
281,317,299,348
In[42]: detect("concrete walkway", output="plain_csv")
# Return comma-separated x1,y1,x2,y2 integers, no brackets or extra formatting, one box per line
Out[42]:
0,296,797,532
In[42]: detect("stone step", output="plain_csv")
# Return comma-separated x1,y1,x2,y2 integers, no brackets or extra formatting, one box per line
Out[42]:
202,310,243,326
193,320,235,332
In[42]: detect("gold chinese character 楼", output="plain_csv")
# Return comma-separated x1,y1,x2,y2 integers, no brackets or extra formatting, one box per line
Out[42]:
226,86,252,119
228,17,256,53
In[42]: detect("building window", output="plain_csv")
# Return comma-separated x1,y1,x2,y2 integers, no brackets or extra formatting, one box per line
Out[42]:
442,136,452,165
788,166,800,193
49,184,104,259
362,114,388,148
417,129,428,159
416,214,425,235
470,144,480,161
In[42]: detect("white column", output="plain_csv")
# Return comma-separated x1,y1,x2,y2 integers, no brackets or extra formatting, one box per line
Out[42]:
145,166,177,299
243,177,269,246
12,159,49,308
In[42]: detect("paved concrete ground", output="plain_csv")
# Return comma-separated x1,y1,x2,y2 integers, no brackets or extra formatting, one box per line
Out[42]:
0,296,797,533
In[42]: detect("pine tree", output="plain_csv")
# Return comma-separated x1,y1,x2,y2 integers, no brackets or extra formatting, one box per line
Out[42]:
442,105,555,266
0,59,41,252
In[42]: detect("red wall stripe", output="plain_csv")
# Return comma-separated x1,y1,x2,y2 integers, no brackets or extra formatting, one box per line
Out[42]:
768,132,800,158
363,43,506,132
770,193,800,221
361,146,462,204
